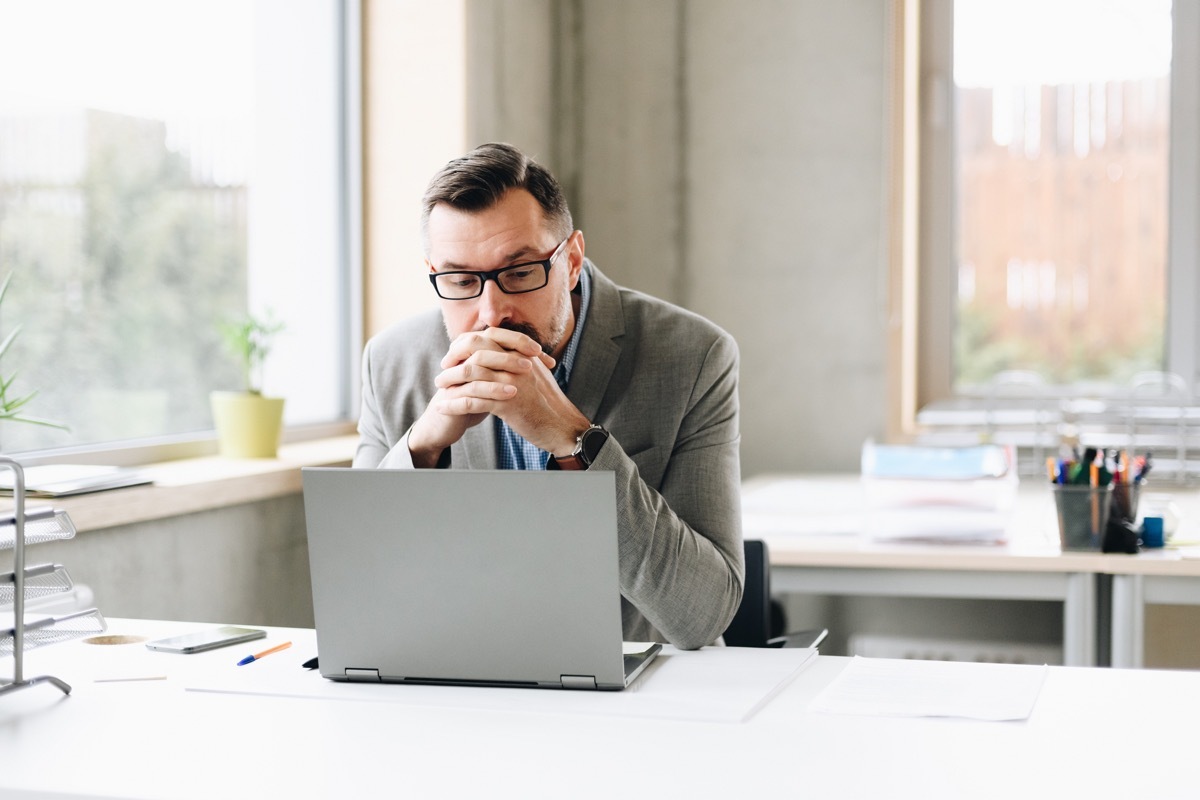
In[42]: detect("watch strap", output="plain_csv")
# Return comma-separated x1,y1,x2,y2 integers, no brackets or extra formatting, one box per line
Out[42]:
552,424,607,470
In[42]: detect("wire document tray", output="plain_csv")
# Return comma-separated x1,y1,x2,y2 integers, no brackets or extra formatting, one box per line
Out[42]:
0,507,76,549
1,609,107,657
1,563,73,605
1,457,96,699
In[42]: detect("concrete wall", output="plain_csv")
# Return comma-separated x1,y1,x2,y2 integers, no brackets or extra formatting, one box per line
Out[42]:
30,496,315,629
463,0,889,475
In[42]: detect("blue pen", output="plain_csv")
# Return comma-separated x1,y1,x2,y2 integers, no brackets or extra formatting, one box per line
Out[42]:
237,640,292,666
1135,453,1153,484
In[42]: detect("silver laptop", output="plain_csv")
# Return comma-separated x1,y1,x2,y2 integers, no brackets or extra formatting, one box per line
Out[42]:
301,467,660,690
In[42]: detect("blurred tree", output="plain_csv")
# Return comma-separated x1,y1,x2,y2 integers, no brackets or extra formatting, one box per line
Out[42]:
0,110,248,451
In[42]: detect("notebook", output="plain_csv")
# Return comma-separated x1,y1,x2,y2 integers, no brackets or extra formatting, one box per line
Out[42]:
301,467,660,690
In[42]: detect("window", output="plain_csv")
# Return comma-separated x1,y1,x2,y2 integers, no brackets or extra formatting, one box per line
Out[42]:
0,0,356,456
916,0,1199,407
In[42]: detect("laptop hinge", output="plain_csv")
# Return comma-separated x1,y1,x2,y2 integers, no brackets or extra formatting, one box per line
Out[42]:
560,674,597,690
345,668,381,682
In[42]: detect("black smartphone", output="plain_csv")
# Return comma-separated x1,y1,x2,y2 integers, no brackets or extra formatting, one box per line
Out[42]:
145,625,266,654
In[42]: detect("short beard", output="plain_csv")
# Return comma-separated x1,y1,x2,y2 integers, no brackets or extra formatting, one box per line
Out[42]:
497,321,554,356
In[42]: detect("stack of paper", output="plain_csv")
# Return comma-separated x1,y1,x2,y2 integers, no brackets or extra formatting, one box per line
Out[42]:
0,464,152,497
861,440,1019,544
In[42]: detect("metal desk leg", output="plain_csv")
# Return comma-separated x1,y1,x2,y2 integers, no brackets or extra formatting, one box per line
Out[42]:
1063,572,1097,666
1110,574,1144,669
1096,573,1112,667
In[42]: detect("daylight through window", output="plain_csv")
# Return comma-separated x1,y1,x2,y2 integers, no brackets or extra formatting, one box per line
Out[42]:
0,0,349,454
951,0,1172,391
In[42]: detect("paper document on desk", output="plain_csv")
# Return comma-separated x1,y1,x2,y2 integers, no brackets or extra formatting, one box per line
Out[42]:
861,441,1019,544
741,477,866,537
186,645,818,724
809,656,1047,721
0,464,151,497
863,508,1010,545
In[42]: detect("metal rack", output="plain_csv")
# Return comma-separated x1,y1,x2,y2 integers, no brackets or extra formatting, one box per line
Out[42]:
916,372,1200,483
1,456,104,699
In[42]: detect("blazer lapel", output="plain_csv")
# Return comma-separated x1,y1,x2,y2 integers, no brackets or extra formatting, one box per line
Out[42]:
567,262,624,422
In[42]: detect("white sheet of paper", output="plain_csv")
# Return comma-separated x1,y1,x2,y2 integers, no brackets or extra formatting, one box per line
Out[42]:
186,645,818,724
742,478,867,536
809,656,1047,721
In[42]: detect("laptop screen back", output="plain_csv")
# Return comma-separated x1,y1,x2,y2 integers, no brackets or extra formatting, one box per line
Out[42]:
302,468,628,689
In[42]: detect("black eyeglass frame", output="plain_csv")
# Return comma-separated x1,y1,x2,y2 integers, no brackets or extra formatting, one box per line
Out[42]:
428,237,570,300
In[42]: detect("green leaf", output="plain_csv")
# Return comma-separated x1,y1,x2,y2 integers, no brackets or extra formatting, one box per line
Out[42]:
0,271,69,432
0,414,69,431
0,323,23,362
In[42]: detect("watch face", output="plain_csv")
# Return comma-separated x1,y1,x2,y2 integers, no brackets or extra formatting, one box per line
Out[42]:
581,426,608,464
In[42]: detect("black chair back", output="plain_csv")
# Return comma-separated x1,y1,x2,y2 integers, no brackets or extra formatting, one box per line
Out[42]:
722,539,772,647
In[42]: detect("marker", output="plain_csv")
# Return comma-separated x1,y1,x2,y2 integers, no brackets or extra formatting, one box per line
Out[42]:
237,640,292,666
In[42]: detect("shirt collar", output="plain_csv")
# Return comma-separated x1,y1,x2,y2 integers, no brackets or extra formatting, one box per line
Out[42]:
553,263,590,390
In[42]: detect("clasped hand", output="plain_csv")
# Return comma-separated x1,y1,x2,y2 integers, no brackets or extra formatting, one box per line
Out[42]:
407,327,589,466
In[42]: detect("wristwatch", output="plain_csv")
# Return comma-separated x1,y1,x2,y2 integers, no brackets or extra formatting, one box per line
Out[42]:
553,424,609,470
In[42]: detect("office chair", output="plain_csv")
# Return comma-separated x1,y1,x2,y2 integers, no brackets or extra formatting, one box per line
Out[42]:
722,539,828,649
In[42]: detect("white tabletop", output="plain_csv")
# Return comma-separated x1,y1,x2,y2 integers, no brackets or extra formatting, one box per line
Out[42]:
743,472,1200,571
2,619,1198,799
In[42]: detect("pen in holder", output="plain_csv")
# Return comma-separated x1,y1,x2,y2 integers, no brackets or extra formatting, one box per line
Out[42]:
1053,483,1113,551
1110,481,1139,526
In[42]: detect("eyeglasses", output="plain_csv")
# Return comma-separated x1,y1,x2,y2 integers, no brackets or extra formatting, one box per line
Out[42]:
428,237,570,300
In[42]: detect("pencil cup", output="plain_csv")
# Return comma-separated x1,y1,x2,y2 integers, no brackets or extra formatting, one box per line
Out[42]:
1052,484,1113,551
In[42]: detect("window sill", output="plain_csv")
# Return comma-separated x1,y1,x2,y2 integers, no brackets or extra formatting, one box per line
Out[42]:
10,435,359,533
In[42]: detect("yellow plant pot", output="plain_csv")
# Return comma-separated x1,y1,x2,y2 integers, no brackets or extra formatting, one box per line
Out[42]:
210,391,286,458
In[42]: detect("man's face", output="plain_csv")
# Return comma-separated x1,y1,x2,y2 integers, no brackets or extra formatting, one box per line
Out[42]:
427,188,582,360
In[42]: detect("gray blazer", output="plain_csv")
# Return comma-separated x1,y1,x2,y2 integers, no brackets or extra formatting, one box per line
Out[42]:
353,261,744,649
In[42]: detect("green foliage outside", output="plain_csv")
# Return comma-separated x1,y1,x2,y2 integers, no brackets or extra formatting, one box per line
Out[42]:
0,110,247,452
0,272,67,431
954,300,1164,391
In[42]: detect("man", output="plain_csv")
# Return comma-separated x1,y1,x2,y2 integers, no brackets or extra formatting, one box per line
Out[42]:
354,143,742,650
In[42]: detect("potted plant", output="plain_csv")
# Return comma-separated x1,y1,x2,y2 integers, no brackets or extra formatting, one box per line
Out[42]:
210,311,286,458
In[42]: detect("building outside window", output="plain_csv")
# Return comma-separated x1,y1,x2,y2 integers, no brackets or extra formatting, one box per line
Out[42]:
949,0,1171,391
912,0,1200,476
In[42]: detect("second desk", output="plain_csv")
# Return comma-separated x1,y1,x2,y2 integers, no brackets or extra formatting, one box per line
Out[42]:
743,473,1110,666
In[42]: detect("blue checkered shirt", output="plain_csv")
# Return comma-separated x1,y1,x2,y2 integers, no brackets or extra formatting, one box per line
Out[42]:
495,267,591,470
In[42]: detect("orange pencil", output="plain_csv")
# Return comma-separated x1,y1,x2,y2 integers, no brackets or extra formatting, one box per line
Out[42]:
1089,463,1100,537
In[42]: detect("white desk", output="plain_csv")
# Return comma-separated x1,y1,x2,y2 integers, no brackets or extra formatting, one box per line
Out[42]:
745,473,1200,669
2,619,1198,799
744,474,1110,666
